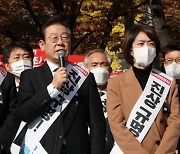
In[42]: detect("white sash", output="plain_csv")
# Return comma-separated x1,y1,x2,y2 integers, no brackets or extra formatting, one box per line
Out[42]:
11,63,89,154
126,69,173,143
110,69,173,154
0,67,7,85
0,67,7,105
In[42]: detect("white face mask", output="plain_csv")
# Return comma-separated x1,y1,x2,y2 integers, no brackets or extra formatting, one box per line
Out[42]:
164,62,180,79
11,60,32,77
90,67,110,85
133,46,156,67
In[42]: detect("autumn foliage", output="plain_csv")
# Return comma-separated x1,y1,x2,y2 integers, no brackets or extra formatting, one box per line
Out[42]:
0,0,179,70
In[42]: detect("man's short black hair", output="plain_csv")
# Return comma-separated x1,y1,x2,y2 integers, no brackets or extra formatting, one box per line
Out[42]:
163,39,180,57
2,41,34,64
40,15,71,40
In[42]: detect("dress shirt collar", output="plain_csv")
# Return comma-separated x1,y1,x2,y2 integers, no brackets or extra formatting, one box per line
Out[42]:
46,60,59,73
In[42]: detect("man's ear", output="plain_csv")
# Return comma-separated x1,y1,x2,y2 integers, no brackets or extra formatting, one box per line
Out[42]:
39,40,45,52
4,63,10,71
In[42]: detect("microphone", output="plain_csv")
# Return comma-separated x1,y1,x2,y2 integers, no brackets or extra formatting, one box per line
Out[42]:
57,50,65,67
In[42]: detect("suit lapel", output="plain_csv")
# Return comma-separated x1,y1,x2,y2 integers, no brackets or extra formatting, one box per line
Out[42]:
125,67,161,138
124,67,142,109
39,61,53,86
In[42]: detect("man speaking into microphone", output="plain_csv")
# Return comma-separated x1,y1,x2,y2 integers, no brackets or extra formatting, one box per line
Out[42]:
15,15,106,154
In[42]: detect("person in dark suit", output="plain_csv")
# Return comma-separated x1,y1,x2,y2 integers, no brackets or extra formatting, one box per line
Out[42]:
0,71,18,153
163,40,180,154
0,41,34,154
17,15,106,154
84,49,114,154
0,72,17,126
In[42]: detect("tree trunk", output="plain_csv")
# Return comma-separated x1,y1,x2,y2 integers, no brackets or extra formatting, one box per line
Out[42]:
124,0,134,31
150,0,172,48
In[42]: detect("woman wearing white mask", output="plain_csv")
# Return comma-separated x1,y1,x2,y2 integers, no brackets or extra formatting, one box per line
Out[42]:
107,25,180,154
163,40,180,154
3,41,34,91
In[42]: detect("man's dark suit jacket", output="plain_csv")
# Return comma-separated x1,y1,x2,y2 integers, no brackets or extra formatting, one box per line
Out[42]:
17,62,106,154
177,79,180,152
0,72,19,151
0,72,17,126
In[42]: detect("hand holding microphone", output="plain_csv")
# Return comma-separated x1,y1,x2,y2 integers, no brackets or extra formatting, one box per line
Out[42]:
52,51,68,90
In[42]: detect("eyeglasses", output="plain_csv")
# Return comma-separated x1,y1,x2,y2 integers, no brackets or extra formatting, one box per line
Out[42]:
164,57,180,65
46,33,70,43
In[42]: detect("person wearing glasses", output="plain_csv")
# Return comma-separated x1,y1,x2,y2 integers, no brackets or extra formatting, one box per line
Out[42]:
163,39,180,154
163,40,180,85
15,15,106,154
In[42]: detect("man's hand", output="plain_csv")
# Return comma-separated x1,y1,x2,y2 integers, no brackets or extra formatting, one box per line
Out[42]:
52,67,68,90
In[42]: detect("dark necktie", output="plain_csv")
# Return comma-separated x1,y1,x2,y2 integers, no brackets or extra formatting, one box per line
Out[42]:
53,68,59,72
99,91,105,97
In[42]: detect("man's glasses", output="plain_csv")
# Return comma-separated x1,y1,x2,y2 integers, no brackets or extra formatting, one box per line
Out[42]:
46,33,70,43
164,57,180,65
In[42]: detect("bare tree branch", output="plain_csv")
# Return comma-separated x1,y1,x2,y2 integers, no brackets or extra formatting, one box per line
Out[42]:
72,31,94,53
0,29,18,41
70,0,84,29
49,0,64,14
23,0,41,28
16,3,27,10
